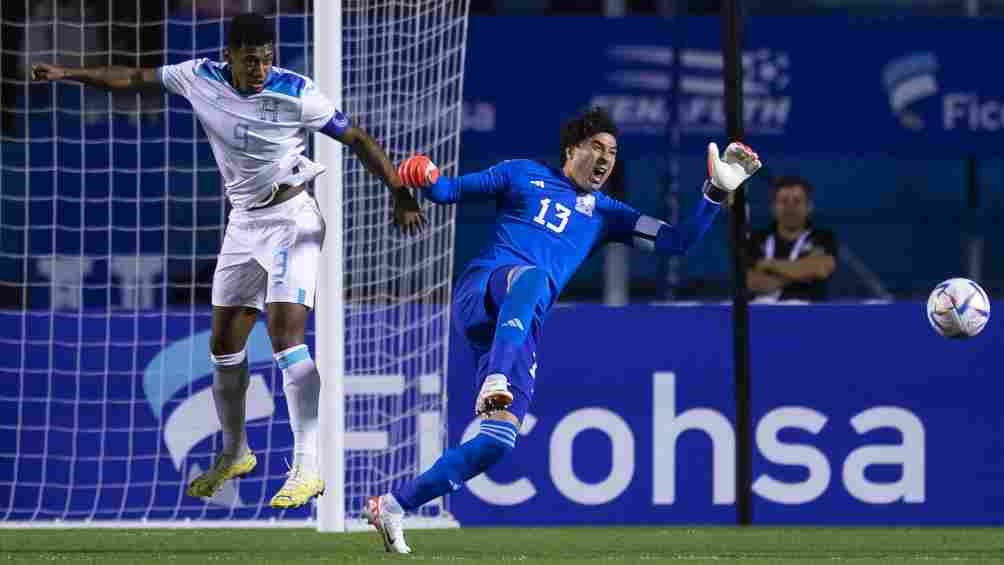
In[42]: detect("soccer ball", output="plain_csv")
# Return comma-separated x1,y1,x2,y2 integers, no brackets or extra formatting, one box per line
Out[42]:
926,278,990,338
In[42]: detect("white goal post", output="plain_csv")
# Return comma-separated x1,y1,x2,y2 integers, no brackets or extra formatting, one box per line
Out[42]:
315,0,469,532
313,0,346,533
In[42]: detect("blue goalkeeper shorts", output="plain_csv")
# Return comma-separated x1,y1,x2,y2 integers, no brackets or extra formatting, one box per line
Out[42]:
452,264,540,422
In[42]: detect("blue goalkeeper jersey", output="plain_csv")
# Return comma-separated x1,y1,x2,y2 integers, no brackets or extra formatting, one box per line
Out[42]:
426,159,719,312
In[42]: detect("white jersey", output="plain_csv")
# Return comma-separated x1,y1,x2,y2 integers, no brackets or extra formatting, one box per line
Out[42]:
157,58,349,210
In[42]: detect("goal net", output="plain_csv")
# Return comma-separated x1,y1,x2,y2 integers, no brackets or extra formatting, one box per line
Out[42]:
0,0,467,527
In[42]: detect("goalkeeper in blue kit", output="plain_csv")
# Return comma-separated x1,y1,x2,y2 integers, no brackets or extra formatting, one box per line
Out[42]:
361,107,762,553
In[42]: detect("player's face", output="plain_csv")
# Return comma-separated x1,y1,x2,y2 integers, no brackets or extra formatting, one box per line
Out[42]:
225,44,275,94
564,133,617,192
772,185,811,230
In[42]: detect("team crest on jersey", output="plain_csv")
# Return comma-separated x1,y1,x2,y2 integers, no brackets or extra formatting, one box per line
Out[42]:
258,99,280,122
575,193,596,216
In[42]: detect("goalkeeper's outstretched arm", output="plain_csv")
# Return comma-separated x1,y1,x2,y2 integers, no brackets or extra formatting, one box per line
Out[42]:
397,155,510,204
606,142,763,257
31,63,160,92
608,184,721,257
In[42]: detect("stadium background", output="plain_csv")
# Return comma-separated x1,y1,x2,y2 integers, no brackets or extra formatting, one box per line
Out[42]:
3,0,1004,536
6,1,1004,306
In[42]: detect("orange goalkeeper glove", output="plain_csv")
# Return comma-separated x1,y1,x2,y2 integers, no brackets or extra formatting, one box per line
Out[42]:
397,155,440,188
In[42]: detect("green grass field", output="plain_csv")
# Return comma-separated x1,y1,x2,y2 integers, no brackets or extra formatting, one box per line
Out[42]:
2,527,1003,564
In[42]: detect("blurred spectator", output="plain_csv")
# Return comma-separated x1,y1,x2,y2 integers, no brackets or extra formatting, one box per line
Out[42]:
746,176,837,302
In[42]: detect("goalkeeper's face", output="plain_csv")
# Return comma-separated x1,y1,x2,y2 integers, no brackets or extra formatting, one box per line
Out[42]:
225,44,275,94
564,133,617,192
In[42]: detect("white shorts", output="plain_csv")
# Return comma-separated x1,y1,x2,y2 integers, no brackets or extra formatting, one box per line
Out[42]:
212,191,325,310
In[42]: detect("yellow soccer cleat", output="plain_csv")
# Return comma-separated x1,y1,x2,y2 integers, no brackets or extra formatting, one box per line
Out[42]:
269,465,325,509
186,451,257,498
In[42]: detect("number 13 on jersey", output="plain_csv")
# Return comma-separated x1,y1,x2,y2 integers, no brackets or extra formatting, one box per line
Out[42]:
533,198,571,234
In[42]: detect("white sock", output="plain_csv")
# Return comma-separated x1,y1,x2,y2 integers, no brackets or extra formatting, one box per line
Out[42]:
210,349,250,459
383,493,405,515
275,344,320,473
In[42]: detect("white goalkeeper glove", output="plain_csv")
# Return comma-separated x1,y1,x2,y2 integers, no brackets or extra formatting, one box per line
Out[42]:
703,141,762,204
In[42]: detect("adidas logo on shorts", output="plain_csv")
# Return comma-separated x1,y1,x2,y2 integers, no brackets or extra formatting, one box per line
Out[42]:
502,318,525,331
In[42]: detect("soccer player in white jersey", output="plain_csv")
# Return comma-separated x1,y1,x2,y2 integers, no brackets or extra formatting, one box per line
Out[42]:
32,13,425,509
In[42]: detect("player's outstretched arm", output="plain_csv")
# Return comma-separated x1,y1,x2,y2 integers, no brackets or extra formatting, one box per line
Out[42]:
31,63,161,92
606,141,762,256
398,155,509,204
334,126,426,234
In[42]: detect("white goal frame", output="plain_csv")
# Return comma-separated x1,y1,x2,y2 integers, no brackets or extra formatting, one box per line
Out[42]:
313,1,462,533
313,0,347,534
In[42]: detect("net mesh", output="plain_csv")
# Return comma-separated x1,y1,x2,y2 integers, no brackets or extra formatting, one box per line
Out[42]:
0,0,466,524
341,0,465,521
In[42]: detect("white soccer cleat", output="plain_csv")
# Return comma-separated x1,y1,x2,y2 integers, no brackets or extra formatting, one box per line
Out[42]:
475,373,513,416
362,494,411,554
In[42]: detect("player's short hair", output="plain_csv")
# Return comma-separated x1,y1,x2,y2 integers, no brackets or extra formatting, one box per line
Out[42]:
771,175,813,201
559,107,618,166
228,13,274,49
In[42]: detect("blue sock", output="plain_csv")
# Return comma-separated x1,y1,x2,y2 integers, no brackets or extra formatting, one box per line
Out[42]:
487,267,549,377
392,420,518,511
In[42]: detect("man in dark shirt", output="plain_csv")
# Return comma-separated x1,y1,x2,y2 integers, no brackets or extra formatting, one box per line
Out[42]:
747,176,837,302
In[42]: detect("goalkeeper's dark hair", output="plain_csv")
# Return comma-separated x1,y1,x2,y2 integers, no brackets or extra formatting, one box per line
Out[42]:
771,175,814,200
559,106,618,166
228,13,274,48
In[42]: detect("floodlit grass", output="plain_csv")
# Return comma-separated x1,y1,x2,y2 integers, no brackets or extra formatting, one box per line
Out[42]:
2,526,1003,564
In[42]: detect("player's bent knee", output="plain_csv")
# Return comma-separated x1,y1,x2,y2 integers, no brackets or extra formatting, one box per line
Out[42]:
210,307,257,356
269,335,305,353
209,335,246,357
266,319,306,353
266,305,308,347
508,266,548,296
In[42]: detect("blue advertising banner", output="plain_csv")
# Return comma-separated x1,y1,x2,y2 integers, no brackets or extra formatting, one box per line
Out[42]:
0,312,312,521
446,303,1004,526
461,16,1004,159
0,305,451,523
1,308,1001,524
